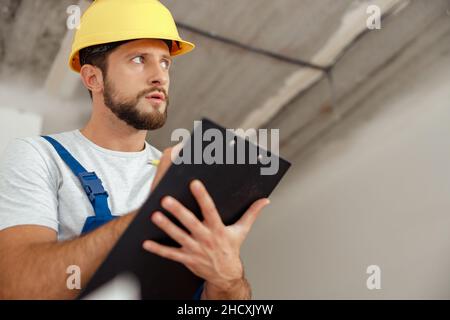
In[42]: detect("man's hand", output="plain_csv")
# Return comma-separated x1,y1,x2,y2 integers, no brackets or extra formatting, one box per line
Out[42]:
144,146,270,299
146,146,270,299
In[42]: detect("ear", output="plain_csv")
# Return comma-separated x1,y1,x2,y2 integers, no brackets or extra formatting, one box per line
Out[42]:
80,64,104,95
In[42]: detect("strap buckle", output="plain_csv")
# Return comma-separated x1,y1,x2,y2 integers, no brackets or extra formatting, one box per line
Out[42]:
77,171,109,203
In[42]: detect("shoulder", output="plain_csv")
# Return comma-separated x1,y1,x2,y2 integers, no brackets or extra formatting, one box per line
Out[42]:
1,136,46,164
0,131,77,180
2,131,75,160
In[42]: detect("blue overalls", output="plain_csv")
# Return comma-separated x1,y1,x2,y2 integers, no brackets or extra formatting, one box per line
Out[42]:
42,135,204,298
42,136,117,234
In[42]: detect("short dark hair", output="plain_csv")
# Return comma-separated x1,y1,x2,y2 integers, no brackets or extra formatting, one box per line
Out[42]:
79,39,173,99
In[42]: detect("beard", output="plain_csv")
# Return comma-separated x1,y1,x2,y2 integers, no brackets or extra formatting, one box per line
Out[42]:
103,78,169,130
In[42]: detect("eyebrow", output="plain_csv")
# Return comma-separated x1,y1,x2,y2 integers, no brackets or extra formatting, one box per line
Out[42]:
125,52,172,62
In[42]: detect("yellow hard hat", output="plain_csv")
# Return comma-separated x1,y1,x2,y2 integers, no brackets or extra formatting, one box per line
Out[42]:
69,0,195,73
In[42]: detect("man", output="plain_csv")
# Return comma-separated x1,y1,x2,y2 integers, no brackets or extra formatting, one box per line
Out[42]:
0,0,269,299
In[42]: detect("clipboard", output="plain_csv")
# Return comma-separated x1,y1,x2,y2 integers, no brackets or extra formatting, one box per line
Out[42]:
79,118,291,299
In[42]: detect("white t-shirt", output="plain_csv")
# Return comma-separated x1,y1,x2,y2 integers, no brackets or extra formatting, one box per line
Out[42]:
0,130,161,241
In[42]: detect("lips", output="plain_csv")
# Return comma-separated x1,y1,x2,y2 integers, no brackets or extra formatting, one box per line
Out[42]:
145,91,165,102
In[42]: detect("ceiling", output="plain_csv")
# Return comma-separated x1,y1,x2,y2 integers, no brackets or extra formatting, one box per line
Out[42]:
1,0,449,157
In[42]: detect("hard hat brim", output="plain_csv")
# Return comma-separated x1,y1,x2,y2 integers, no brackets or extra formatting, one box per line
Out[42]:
69,37,195,73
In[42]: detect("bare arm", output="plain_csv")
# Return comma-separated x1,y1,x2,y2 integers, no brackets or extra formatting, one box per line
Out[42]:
0,144,265,300
0,211,136,299
201,273,252,300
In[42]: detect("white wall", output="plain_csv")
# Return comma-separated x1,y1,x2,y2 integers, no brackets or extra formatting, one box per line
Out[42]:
0,107,43,154
243,32,450,299
0,77,91,139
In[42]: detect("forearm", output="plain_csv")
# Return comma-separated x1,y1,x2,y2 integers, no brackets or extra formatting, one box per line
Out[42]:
202,277,252,300
0,212,136,299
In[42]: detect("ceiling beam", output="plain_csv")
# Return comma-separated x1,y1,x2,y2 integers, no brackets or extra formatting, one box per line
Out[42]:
238,0,406,131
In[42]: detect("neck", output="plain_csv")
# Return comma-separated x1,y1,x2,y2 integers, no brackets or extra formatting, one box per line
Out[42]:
81,103,148,152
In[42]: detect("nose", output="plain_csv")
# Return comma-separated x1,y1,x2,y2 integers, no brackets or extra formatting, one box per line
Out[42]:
146,60,169,87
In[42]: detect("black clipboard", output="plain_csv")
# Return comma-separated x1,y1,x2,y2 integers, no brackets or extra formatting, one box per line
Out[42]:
79,118,291,299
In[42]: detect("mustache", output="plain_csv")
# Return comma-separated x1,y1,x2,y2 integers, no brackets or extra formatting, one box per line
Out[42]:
137,87,168,100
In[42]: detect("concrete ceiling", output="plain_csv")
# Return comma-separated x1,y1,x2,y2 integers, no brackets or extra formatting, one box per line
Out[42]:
1,0,449,157
164,0,352,65
0,0,74,80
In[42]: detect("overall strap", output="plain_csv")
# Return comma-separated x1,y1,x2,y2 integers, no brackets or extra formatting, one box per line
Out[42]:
41,136,113,219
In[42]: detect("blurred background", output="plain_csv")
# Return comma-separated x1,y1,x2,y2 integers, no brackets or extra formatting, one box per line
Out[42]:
1,0,450,299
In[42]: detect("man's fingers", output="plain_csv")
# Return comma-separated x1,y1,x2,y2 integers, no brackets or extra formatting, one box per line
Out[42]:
190,180,224,229
161,196,211,242
150,211,198,250
234,198,270,235
142,240,190,265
